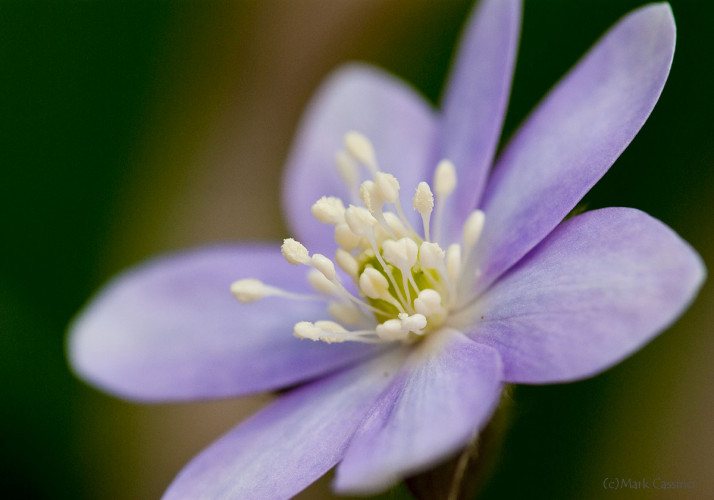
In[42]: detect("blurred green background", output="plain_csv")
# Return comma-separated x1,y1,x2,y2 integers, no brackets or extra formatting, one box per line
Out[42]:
1,1,711,498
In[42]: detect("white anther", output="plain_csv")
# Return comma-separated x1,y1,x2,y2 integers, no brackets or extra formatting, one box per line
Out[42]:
434,159,457,198
446,243,462,283
311,196,345,225
295,320,351,343
311,253,336,281
373,222,392,244
314,320,348,333
230,279,271,303
281,238,310,265
307,269,339,295
374,172,400,203
334,223,362,250
413,182,434,215
335,248,359,279
314,321,351,344
294,321,322,341
359,180,382,212
462,209,485,255
345,205,378,236
344,131,377,171
413,181,434,241
414,289,446,317
359,267,390,299
382,238,418,271
376,319,408,342
336,151,360,190
399,312,427,333
383,212,408,239
419,241,445,269
328,301,364,326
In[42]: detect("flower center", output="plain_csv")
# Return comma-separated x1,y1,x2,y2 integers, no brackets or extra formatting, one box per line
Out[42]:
230,131,485,344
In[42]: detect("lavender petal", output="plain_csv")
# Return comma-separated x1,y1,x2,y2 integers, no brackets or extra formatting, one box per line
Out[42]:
334,329,503,494
163,349,407,500
473,4,676,293
470,208,705,383
438,0,521,244
68,245,376,401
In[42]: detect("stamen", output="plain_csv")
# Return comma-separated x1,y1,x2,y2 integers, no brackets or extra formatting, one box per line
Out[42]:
334,223,362,250
327,301,366,326
375,319,407,342
311,196,346,225
359,180,380,212
344,131,378,173
293,321,324,341
391,194,416,236
399,312,427,334
294,320,383,344
359,267,405,313
344,205,378,237
374,172,400,204
280,234,381,317
413,182,434,241
382,238,420,300
359,267,389,299
361,178,398,240
419,240,454,304
364,232,410,311
311,253,336,281
414,289,446,317
314,254,386,317
446,244,462,286
281,238,311,265
307,269,339,296
419,241,445,270
230,279,318,303
243,134,486,346
432,159,457,243
375,313,427,342
462,209,485,259
382,238,418,273
383,212,409,239
333,279,385,315
434,159,457,198
335,248,359,279
294,321,351,343
336,150,360,202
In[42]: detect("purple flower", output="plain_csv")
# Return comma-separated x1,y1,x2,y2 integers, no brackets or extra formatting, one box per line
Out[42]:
68,1,704,498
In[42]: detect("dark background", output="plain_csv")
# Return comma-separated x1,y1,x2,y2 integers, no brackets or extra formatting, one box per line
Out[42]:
1,1,711,498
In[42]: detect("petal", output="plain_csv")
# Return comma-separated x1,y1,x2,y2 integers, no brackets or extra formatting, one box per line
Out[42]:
282,64,438,255
473,4,676,292
334,329,503,494
469,208,705,384
163,349,407,500
438,0,521,243
68,245,376,401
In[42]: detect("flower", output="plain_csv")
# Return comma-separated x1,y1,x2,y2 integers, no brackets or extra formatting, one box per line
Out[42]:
68,1,705,498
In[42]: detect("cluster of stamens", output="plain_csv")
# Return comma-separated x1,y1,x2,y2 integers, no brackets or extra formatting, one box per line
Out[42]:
230,131,485,344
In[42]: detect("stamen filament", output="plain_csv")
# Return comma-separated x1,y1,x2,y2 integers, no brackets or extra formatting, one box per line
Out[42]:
344,131,378,174
393,199,416,236
366,233,410,311
230,279,322,303
333,279,385,316
432,159,457,244
413,181,434,242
